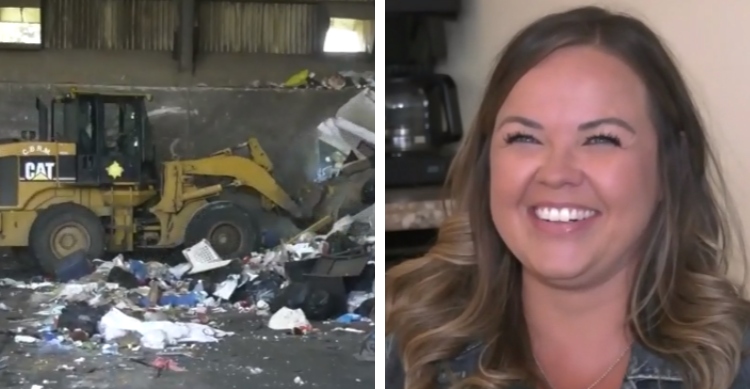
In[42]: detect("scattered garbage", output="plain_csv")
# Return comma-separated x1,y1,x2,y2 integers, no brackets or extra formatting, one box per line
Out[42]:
55,250,96,283
281,69,374,90
354,330,375,362
268,307,311,331
232,69,372,90
0,205,376,389
316,87,375,183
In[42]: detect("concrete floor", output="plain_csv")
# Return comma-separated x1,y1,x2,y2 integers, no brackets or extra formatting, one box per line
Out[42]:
0,258,374,389
0,314,373,389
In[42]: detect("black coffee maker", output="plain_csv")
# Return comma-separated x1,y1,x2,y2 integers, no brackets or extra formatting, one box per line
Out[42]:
385,0,463,188
385,74,462,154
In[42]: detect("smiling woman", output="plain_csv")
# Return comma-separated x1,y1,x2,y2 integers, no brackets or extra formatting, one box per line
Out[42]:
489,46,661,288
385,6,750,389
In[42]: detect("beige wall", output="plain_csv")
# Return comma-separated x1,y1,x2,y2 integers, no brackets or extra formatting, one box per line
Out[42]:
438,1,750,275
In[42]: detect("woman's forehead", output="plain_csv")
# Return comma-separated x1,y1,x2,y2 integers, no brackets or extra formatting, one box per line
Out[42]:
498,46,649,123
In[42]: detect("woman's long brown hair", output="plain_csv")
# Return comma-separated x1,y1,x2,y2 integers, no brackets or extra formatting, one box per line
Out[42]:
385,6,750,389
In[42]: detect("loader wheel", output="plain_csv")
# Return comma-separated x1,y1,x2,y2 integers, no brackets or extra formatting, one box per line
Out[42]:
184,201,260,259
215,189,302,245
29,203,105,275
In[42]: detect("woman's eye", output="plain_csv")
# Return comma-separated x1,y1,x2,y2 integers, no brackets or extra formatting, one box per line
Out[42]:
504,133,540,145
584,134,622,147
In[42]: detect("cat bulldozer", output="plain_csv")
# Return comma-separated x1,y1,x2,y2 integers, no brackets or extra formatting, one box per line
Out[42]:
0,89,338,274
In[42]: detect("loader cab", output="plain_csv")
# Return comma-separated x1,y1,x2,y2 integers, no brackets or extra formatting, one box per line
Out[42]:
47,91,158,186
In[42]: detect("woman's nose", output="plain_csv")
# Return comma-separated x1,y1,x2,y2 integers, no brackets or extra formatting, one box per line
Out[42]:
535,146,584,188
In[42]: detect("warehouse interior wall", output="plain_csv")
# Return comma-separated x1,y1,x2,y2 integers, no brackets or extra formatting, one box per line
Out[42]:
437,0,750,279
0,0,374,194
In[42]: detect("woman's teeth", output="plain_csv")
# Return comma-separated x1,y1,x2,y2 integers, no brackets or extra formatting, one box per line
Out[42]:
534,207,596,222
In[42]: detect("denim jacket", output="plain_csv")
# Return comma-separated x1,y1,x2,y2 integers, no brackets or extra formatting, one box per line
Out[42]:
385,335,750,389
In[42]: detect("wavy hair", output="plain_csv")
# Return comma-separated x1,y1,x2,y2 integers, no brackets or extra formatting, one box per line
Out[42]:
385,6,750,389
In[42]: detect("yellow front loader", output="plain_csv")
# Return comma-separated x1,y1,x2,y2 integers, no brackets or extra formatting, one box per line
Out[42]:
0,89,341,274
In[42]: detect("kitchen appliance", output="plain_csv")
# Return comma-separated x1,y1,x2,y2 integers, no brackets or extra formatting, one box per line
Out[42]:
385,0,463,188
385,74,461,153
385,73,462,187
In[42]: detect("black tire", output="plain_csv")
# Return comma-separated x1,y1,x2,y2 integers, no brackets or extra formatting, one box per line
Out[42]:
29,203,106,275
215,189,301,246
184,201,261,259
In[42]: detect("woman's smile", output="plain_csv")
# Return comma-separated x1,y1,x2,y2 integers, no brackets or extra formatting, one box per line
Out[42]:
526,204,602,236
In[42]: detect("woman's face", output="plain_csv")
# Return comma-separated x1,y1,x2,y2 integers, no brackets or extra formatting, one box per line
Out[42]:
489,46,661,288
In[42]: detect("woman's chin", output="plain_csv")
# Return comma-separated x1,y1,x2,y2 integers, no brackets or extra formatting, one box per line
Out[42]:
522,259,592,285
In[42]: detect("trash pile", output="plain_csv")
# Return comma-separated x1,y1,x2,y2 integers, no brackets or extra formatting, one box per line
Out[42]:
279,70,374,90
241,70,374,90
0,213,375,361
317,87,375,182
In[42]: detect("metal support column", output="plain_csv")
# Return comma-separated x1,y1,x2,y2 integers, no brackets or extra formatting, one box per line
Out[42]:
178,0,196,72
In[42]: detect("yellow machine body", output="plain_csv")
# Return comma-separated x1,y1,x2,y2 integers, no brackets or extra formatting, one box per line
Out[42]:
0,90,327,273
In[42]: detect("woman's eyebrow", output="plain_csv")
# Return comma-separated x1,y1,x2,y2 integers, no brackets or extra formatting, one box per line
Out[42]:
578,117,635,133
496,115,635,133
496,116,543,130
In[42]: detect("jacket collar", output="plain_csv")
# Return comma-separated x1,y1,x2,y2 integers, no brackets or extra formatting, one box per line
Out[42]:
454,340,684,386
625,341,682,382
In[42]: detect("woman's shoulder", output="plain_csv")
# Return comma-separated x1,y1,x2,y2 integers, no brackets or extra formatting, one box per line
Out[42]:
733,329,750,388
385,331,750,386
385,335,406,388
737,358,750,389
385,334,484,388
385,335,483,364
